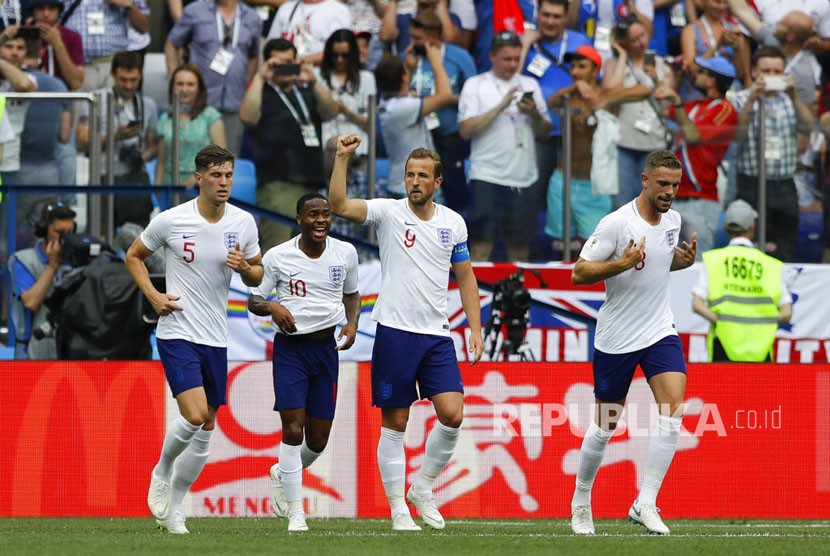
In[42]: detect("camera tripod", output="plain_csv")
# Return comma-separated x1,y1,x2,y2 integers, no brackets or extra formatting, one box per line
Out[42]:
484,312,536,362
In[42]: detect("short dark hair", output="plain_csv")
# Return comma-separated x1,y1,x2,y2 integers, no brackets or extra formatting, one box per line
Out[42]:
195,145,235,174
111,50,142,74
490,30,521,53
405,148,443,179
645,150,681,173
752,46,786,67
375,53,405,97
539,0,569,11
296,192,328,214
263,38,297,60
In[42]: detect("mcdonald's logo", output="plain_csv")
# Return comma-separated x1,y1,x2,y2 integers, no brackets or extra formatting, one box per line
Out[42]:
1,361,166,516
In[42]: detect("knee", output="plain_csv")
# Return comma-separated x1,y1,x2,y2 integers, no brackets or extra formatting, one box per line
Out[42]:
181,409,210,428
281,420,304,445
305,431,330,454
382,415,409,432
437,411,463,429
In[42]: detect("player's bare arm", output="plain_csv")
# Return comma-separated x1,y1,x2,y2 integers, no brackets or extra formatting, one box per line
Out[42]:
227,243,264,286
329,134,368,224
453,259,484,365
125,236,183,316
247,293,297,334
671,232,697,271
337,291,361,351
572,237,647,285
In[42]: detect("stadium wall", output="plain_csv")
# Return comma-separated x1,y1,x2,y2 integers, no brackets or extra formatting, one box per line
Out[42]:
2,360,828,519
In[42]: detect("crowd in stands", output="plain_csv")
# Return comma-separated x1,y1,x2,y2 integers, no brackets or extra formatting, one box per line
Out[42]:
0,0,829,266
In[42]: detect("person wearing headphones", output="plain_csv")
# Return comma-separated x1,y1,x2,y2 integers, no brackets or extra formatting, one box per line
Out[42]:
7,200,76,359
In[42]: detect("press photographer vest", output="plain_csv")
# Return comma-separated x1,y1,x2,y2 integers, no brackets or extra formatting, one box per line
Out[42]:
7,245,62,360
702,245,782,362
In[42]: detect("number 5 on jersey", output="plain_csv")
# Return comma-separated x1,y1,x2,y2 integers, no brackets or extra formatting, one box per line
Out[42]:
183,241,195,263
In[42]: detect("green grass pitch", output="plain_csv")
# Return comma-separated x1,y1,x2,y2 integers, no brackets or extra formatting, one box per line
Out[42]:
2,518,828,555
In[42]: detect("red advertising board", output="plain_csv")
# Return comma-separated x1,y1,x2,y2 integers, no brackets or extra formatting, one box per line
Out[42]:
2,361,828,518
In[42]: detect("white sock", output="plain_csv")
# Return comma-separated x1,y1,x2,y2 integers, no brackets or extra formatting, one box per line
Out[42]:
279,442,303,514
154,415,201,481
637,415,682,506
377,427,408,516
168,428,212,514
300,439,322,469
571,422,613,507
413,422,460,495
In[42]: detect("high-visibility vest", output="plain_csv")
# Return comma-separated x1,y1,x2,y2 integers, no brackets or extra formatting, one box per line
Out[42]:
702,245,783,362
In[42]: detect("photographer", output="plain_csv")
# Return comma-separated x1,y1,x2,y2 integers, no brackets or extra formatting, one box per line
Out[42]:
76,50,158,228
239,37,337,251
7,201,75,359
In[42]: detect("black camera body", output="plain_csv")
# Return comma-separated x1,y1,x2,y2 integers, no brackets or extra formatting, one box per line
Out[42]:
60,233,109,268
486,271,532,359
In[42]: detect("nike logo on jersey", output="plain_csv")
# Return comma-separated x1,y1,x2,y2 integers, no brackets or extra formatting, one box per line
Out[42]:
404,221,417,226
289,272,301,278
182,234,196,239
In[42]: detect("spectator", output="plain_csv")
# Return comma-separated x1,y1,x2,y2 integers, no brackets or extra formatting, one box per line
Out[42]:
727,0,820,108
458,30,551,262
375,44,454,198
472,0,535,73
380,0,462,55
572,0,654,60
59,0,149,92
404,10,475,212
266,0,352,66
520,0,592,227
0,30,37,189
26,0,84,90
545,45,638,251
603,19,674,209
76,51,158,227
751,0,830,56
166,0,262,155
354,28,372,68
343,0,389,70
679,0,750,94
655,55,738,256
648,0,687,57
239,37,337,251
692,199,792,362
156,64,226,186
730,46,814,262
7,201,76,359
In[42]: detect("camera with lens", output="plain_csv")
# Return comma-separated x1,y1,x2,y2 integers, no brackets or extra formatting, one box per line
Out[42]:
60,233,108,268
485,271,533,360
32,320,54,340
118,144,144,168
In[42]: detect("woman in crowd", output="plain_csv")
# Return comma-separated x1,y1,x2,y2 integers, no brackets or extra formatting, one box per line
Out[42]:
156,64,226,186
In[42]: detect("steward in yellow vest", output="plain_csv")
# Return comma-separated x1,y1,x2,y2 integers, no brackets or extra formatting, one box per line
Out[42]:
692,200,792,362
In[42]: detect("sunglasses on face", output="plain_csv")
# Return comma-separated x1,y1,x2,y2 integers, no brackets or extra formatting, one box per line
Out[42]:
332,52,350,59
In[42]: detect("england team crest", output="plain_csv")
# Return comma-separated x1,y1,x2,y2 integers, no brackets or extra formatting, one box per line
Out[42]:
437,228,452,246
329,265,345,284
224,232,240,250
666,230,676,249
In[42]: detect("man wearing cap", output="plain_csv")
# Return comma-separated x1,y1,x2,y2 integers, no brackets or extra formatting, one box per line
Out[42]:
692,199,793,362
520,0,591,238
27,0,84,90
458,30,551,262
655,55,738,257
545,44,643,249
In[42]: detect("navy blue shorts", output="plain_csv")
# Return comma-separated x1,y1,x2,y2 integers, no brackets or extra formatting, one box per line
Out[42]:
371,323,464,408
272,332,339,420
157,338,228,407
592,335,686,402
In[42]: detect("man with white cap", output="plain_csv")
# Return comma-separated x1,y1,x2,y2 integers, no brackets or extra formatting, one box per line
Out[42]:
691,199,793,362
655,55,738,257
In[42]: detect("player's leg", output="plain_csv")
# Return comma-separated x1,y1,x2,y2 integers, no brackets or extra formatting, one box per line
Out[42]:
571,347,638,535
279,408,309,531
372,324,421,530
302,334,339,468
162,344,228,534
629,335,687,535
408,335,465,529
149,339,212,524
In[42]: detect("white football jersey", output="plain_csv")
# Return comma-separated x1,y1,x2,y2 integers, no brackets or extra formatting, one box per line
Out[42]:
579,201,681,354
141,199,260,347
251,235,359,335
366,198,468,336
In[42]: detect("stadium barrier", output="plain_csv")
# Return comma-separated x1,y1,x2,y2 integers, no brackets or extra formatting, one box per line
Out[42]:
2,360,828,519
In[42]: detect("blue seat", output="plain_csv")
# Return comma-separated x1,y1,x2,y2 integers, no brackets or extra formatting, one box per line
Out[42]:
375,158,390,197
232,158,257,204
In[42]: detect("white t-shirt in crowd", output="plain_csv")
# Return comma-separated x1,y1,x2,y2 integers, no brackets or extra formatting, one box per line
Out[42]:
579,200,681,354
251,235,359,335
458,71,548,188
141,199,260,347
378,95,434,196
365,198,467,336
754,0,830,38
267,0,352,56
